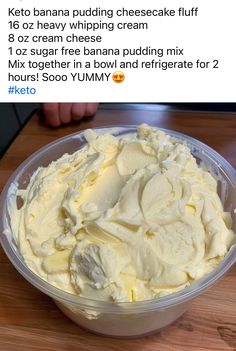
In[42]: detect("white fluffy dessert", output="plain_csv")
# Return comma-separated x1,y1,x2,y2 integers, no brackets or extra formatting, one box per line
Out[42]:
10,124,235,302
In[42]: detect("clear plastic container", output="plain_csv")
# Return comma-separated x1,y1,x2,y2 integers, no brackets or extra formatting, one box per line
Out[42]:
1,126,236,338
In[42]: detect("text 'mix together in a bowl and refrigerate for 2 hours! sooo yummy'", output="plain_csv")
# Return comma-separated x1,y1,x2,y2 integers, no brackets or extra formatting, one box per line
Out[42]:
10,124,234,303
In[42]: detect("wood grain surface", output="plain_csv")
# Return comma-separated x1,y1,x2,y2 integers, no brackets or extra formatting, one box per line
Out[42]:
0,106,236,351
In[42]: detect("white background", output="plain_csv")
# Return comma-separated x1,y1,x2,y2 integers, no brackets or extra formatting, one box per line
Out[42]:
0,0,235,102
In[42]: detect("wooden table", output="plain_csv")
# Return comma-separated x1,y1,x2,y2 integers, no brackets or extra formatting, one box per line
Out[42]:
1,106,236,351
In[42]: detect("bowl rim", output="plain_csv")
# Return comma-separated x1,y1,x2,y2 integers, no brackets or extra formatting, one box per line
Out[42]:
1,124,236,313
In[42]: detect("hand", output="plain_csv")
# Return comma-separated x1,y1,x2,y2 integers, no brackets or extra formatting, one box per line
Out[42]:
41,103,99,127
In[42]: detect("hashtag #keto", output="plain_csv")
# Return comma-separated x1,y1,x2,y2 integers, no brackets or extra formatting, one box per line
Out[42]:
8,86,36,94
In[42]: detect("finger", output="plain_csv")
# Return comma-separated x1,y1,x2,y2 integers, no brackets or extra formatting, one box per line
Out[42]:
84,103,99,117
71,103,86,121
59,103,72,124
41,103,61,128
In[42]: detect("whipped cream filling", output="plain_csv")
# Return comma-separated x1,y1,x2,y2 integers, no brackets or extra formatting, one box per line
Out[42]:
10,124,235,302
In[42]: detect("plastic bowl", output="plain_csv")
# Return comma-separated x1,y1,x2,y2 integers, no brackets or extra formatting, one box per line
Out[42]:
1,126,236,338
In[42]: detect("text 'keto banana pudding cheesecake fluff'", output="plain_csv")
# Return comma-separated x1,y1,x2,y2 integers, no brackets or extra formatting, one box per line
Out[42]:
10,125,234,302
